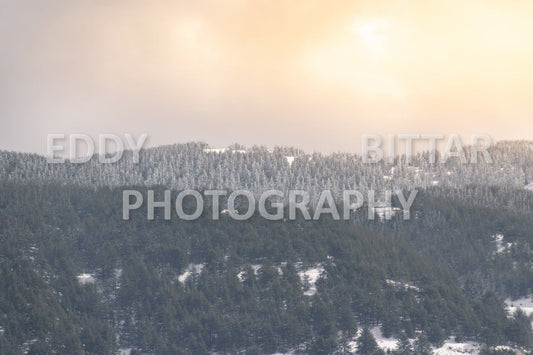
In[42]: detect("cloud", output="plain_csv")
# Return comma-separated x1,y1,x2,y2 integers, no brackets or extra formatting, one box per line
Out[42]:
1,0,532,154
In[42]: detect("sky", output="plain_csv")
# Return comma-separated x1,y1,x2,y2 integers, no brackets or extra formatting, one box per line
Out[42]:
1,0,532,154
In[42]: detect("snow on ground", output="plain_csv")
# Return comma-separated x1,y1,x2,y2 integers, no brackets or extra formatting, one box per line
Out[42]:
236,263,326,296
492,234,504,253
203,148,227,154
237,264,263,282
373,206,401,221
251,264,263,274
203,148,246,154
178,263,205,283
285,156,295,166
237,271,246,282
505,295,533,328
525,182,533,191
347,327,397,353
492,234,513,254
371,327,398,352
237,263,326,294
77,273,95,284
494,345,518,352
249,335,513,355
386,279,421,292
434,342,481,354
268,347,305,355
348,330,483,355
298,265,325,296
433,339,481,354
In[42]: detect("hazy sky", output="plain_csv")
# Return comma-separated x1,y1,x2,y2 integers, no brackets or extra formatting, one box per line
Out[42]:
1,0,532,154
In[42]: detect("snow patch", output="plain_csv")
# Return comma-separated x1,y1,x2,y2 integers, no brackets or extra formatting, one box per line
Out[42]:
433,339,481,354
178,263,205,283
285,156,295,166
371,327,398,352
386,279,421,292
348,330,483,355
492,234,513,254
203,148,226,154
236,262,328,296
373,206,401,221
237,264,262,282
525,182,533,191
347,327,398,353
494,345,519,352
77,273,95,284
203,148,246,154
298,265,325,296
505,295,533,327
251,264,262,274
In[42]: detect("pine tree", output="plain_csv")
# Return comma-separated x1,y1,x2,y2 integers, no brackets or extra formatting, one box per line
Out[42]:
394,331,413,355
356,327,384,355
413,334,433,355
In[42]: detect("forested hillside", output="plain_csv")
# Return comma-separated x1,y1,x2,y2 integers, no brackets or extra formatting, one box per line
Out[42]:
0,182,531,354
1,141,532,206
0,142,532,354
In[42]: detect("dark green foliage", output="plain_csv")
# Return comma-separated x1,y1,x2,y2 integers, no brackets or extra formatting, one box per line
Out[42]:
0,181,531,354
356,327,384,355
506,309,532,347
394,331,414,355
413,334,433,355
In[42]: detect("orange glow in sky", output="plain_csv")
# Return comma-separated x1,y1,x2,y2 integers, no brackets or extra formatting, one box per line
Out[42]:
1,0,532,153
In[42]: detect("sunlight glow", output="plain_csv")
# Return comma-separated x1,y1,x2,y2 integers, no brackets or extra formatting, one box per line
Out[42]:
351,18,390,57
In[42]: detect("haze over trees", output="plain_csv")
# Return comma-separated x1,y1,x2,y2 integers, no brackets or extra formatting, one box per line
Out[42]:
0,141,532,354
